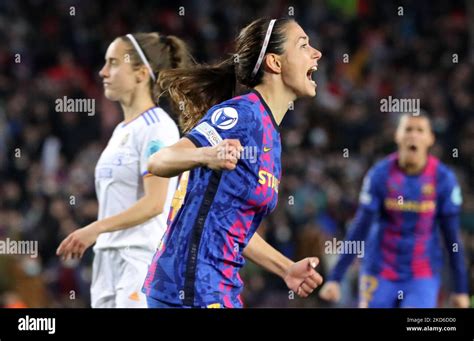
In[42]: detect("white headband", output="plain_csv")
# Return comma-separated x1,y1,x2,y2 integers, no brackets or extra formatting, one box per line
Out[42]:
126,34,156,82
251,19,277,77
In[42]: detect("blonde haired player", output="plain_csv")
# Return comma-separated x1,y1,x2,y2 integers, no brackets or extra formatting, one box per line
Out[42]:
57,33,191,307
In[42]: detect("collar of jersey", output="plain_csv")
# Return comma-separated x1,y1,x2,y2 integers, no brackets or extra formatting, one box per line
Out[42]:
249,90,280,132
121,106,159,127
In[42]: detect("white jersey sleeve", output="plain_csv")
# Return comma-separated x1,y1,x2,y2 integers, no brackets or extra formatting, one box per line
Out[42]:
137,108,180,177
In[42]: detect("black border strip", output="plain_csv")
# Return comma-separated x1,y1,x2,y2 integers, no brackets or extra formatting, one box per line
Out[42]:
4,308,472,339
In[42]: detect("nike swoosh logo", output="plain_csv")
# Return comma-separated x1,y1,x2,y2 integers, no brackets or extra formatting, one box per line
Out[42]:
263,147,272,152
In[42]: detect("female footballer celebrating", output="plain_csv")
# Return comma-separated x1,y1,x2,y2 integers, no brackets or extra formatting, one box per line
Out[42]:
143,18,324,308
56,33,191,307
319,113,469,308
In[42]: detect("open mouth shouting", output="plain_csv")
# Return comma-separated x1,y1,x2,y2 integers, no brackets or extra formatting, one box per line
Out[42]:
307,65,318,87
407,144,419,153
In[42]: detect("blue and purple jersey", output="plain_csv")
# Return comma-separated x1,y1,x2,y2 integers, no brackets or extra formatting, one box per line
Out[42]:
143,90,282,307
329,153,468,293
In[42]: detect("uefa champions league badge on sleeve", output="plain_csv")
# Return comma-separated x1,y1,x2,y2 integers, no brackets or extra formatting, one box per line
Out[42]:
211,107,239,130
146,139,165,158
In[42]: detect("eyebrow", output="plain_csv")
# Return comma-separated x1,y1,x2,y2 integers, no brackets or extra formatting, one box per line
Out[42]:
104,57,118,62
296,36,309,44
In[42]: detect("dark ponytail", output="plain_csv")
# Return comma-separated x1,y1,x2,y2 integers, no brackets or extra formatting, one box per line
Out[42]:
158,18,293,133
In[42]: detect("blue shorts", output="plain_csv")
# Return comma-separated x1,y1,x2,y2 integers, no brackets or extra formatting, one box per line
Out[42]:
359,274,440,308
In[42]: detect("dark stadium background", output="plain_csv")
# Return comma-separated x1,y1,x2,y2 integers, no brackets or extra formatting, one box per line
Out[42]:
0,0,473,308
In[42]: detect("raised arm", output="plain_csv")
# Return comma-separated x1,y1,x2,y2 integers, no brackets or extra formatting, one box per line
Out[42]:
148,137,242,178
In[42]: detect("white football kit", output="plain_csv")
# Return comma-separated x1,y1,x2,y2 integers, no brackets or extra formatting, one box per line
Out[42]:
91,106,179,308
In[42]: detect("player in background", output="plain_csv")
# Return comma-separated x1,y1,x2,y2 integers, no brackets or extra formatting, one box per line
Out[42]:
143,18,324,308
319,112,470,308
56,33,191,307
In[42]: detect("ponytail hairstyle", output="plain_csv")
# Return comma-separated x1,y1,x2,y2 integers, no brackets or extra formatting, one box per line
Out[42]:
119,32,192,105
158,18,294,133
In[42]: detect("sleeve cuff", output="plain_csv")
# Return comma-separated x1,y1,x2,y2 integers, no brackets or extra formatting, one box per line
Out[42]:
184,134,203,147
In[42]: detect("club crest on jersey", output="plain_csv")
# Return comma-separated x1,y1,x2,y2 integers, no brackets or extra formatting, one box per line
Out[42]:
422,183,434,196
211,107,238,130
